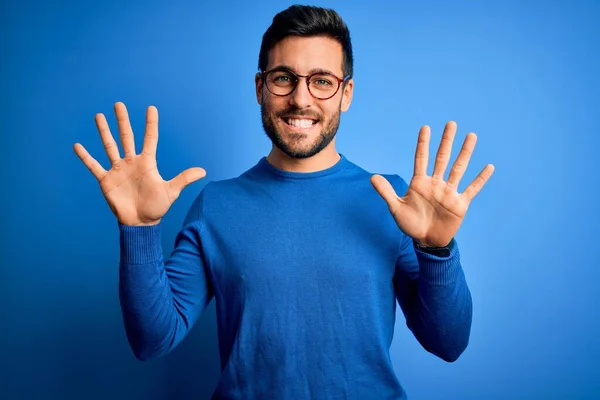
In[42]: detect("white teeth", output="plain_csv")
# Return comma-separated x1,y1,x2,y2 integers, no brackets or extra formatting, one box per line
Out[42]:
286,118,315,128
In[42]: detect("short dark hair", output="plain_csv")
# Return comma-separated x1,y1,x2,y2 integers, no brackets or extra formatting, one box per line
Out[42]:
258,5,353,78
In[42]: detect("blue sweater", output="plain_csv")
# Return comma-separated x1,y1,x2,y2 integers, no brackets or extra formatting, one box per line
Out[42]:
118,154,472,399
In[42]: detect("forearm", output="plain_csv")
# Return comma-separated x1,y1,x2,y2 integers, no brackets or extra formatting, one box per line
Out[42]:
409,245,472,362
118,222,211,361
396,241,473,362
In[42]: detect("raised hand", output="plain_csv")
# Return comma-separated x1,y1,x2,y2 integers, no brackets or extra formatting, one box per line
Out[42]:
371,121,494,248
73,102,206,226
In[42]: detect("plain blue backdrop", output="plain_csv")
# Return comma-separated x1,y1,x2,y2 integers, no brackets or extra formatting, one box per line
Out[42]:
1,0,599,399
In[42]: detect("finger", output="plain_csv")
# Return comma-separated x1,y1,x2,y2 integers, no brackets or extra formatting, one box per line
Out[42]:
370,174,400,213
114,102,136,159
413,125,430,177
168,167,207,198
142,105,159,158
447,132,477,189
462,164,495,203
73,143,107,181
95,112,121,165
432,121,457,180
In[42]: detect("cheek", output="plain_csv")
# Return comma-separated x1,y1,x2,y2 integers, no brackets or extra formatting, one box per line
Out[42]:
321,106,337,121
261,99,276,117
263,95,282,112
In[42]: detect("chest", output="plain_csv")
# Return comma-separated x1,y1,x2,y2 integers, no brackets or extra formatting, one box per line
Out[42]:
202,193,401,299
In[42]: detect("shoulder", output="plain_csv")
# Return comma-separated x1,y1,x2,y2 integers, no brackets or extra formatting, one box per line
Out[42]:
179,159,247,205
186,165,261,215
345,158,410,196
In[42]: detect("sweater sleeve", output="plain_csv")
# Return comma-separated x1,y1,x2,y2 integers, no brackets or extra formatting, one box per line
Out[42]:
388,175,473,362
117,188,214,361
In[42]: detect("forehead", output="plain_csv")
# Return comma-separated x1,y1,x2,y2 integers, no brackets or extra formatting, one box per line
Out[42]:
267,36,344,75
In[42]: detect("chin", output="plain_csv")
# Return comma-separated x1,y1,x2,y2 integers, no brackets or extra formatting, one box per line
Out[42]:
261,105,339,159
275,129,335,160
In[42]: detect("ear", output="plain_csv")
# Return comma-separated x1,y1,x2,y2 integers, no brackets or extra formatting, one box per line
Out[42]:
340,78,354,112
255,72,263,105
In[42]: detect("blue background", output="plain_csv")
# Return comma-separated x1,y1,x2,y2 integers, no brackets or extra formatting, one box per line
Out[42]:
2,0,599,399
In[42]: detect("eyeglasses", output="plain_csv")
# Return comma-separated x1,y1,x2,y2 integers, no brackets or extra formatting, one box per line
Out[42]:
261,67,350,100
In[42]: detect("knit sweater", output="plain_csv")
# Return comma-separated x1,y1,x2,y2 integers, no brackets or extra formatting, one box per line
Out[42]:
118,154,473,399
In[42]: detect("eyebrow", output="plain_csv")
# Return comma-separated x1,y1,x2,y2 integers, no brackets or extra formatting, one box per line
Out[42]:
269,64,338,76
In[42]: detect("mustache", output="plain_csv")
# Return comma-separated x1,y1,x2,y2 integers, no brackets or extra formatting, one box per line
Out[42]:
275,108,321,120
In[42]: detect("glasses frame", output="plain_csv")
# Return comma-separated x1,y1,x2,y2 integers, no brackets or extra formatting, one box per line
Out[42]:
260,67,351,100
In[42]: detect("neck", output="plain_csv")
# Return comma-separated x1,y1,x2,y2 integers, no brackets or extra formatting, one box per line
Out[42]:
266,143,341,173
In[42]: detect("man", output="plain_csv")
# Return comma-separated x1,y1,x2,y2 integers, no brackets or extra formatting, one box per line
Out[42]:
74,5,494,399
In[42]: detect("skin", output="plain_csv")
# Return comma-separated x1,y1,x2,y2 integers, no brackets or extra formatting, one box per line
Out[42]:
73,35,495,246
255,36,354,173
371,123,495,247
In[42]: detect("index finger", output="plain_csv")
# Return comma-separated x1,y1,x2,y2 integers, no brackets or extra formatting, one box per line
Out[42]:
413,125,430,177
141,105,159,158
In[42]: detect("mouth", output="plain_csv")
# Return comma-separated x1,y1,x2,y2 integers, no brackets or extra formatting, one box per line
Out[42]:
281,117,319,131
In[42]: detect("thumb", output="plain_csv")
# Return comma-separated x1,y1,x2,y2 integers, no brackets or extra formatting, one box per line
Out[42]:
169,167,207,198
371,174,399,211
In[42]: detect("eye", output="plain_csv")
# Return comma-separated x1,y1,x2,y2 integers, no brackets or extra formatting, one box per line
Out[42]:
270,72,296,85
310,75,334,86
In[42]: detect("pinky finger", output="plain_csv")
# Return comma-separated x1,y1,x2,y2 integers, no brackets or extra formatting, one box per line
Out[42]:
462,164,495,203
73,143,107,181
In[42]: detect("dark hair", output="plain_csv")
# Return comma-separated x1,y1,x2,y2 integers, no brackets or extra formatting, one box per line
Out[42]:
258,5,353,78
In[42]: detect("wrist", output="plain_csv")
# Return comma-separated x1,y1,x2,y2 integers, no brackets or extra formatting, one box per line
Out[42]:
414,238,451,248
413,238,455,257
117,217,162,227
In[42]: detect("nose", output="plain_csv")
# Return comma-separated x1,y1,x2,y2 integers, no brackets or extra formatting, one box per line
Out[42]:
288,79,313,109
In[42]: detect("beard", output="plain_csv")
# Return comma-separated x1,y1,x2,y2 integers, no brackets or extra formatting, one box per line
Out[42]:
261,102,341,159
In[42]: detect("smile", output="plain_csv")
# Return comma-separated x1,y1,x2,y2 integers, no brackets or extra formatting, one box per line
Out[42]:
283,118,318,129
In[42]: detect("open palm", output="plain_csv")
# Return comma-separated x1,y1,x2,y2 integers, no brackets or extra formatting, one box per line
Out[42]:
73,102,206,226
371,121,494,247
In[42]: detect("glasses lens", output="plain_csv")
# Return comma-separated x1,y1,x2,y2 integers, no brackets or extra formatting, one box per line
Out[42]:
308,73,339,99
266,70,297,96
